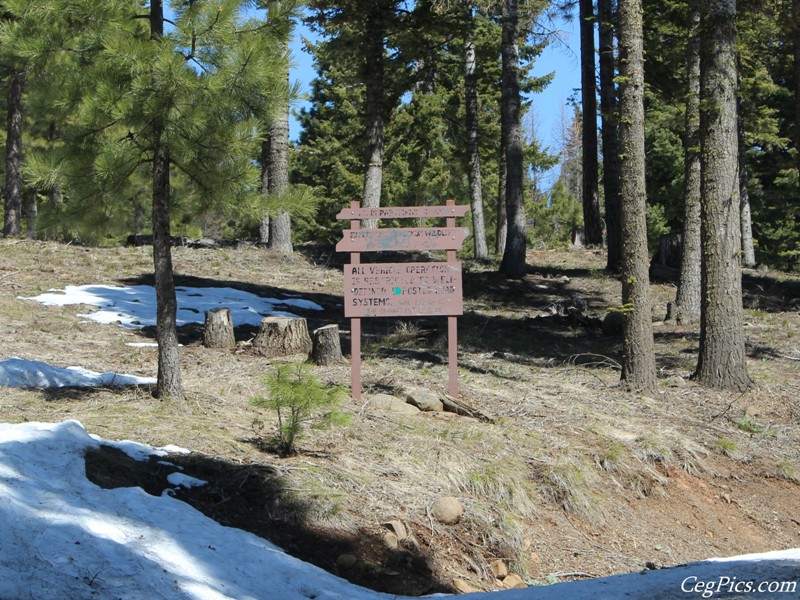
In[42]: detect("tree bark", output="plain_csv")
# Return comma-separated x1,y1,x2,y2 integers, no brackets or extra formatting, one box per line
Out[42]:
252,316,313,358
361,4,386,230
4,70,24,238
204,308,236,349
499,0,527,277
695,0,750,391
151,0,182,399
259,139,270,245
737,92,755,267
598,0,622,271
618,0,657,393
496,120,508,256
48,186,60,241
267,36,293,255
464,5,488,260
794,0,800,177
675,0,702,325
311,324,345,365
579,0,603,246
25,189,37,239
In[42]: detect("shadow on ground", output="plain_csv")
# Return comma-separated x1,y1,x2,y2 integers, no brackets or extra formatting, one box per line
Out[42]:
85,445,451,597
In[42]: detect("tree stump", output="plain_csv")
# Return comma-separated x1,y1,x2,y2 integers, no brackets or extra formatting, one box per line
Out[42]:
311,324,345,366
252,316,312,358
203,308,235,348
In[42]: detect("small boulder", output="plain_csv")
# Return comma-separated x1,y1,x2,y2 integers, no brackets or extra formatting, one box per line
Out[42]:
370,393,421,415
431,496,464,525
502,573,527,589
336,554,357,570
405,388,444,412
453,578,480,594
489,559,508,580
602,310,625,337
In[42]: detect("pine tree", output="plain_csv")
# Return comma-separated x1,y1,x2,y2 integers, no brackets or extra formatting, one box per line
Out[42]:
675,0,701,325
618,0,656,392
579,0,602,246
499,0,527,276
695,0,750,391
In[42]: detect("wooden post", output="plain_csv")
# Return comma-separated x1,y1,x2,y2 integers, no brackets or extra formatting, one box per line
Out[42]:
446,199,459,397
350,201,362,400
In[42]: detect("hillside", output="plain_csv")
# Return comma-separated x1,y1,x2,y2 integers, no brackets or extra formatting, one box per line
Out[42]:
1,239,799,595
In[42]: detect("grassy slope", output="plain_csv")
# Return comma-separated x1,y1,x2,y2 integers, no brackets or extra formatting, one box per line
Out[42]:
1,239,799,594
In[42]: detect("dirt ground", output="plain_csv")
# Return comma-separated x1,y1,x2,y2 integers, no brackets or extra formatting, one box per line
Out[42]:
1,239,799,595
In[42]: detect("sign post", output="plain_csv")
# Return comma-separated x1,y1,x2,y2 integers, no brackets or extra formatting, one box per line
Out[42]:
337,200,468,400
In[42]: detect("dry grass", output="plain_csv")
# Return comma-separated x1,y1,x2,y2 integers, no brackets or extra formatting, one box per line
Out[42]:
3,239,800,592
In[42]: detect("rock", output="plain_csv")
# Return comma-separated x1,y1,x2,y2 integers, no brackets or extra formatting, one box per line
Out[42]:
405,388,444,412
665,375,687,388
431,496,464,525
489,559,508,580
370,394,421,415
383,519,408,542
383,532,399,550
452,578,480,594
602,310,625,337
502,573,527,589
336,554,357,570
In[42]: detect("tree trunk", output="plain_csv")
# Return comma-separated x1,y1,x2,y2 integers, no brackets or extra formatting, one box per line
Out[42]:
311,324,345,366
252,316,313,358
151,0,182,400
362,4,386,230
267,36,293,255
259,139,270,245
618,0,657,393
495,121,508,256
25,189,37,239
695,0,750,391
579,0,603,246
675,0,702,325
598,0,622,271
499,0,527,277
4,70,24,238
794,0,800,177
204,308,236,349
737,93,756,267
464,6,488,260
48,186,60,241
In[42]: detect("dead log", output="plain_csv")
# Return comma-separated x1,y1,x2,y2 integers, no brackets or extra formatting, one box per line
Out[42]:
252,316,312,358
311,324,345,366
203,308,235,349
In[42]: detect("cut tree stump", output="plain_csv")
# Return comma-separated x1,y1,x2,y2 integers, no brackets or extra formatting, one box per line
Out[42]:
203,308,235,349
311,324,345,366
252,316,312,358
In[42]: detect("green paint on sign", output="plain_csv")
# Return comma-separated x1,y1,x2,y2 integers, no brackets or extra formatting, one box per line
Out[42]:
393,287,402,295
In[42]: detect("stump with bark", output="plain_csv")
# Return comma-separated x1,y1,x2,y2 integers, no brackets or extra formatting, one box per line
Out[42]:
203,308,235,349
311,324,345,366
252,316,312,358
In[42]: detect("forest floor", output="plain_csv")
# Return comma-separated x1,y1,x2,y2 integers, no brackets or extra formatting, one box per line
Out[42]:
1,239,799,595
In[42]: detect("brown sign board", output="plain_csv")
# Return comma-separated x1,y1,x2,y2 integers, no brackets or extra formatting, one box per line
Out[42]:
336,227,469,253
336,205,470,220
344,262,463,318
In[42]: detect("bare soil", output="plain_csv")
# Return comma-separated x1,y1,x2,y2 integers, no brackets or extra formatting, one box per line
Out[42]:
2,239,799,595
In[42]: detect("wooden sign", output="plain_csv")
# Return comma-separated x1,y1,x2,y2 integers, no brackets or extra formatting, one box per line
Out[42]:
337,200,468,400
344,262,463,318
336,205,470,220
336,227,470,253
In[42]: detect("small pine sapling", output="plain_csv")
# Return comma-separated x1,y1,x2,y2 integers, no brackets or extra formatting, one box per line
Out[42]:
251,364,349,456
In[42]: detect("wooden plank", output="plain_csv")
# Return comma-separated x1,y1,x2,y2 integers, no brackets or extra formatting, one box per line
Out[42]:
336,205,469,220
344,262,463,318
336,227,469,253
